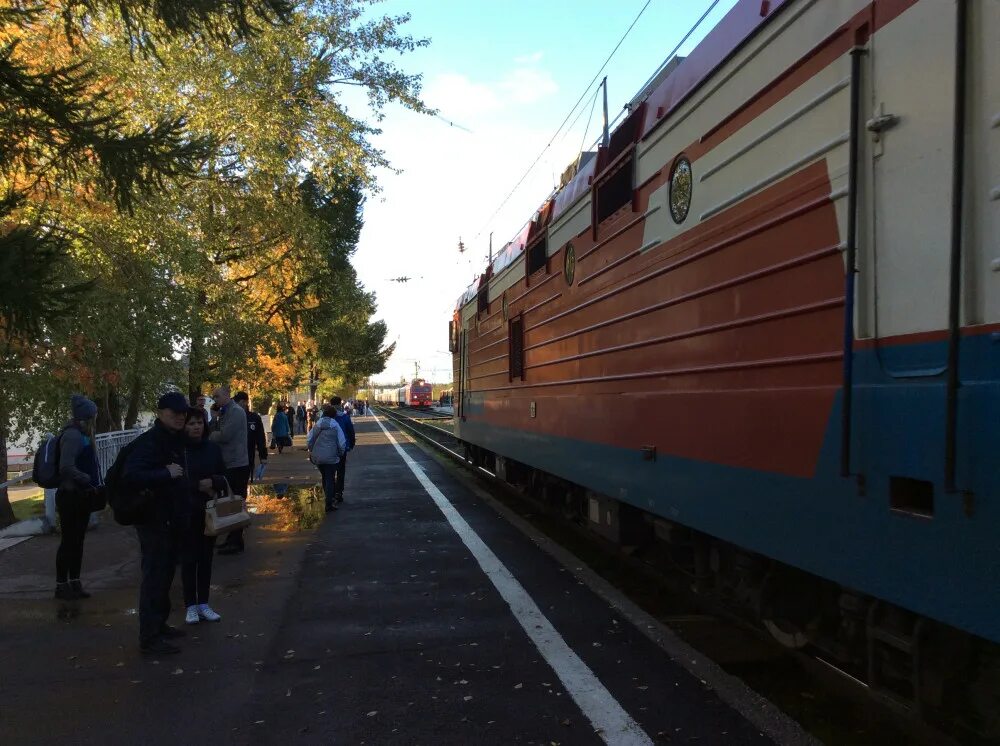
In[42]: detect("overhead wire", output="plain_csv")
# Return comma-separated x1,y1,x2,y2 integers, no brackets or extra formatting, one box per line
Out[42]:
471,0,655,241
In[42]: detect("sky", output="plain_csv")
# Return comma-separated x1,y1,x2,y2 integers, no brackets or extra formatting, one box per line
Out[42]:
348,0,740,385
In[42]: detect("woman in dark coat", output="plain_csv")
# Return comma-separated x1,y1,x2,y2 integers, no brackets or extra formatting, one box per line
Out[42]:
271,404,292,454
54,394,102,600
180,407,228,624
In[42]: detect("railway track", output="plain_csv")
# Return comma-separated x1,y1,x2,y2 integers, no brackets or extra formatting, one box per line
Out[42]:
373,404,958,746
390,405,453,420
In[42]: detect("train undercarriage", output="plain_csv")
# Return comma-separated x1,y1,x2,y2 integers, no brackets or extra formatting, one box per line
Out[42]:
461,441,1000,741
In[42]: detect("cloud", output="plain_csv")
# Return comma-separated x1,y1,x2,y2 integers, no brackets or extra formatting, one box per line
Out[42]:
423,64,559,122
514,51,544,64
423,72,501,116
498,67,559,105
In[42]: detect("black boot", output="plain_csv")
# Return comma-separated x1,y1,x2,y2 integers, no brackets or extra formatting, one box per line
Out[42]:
69,580,91,599
54,582,75,600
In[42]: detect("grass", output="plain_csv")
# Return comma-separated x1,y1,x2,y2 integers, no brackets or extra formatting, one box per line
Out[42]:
12,494,45,522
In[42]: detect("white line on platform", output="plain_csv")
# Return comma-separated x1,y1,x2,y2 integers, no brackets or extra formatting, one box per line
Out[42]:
373,413,653,746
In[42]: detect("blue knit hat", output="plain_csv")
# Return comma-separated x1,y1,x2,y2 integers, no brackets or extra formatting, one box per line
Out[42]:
71,394,97,421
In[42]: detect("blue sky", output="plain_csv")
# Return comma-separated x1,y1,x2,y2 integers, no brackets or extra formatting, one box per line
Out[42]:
350,0,739,384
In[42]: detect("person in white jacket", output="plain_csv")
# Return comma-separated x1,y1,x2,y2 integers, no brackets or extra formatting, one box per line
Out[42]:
306,405,347,513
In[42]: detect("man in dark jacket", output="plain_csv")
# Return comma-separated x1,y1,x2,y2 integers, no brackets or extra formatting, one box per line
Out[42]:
123,391,189,656
234,392,267,481
329,396,356,504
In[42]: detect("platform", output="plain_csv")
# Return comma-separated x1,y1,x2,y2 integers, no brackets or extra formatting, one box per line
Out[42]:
240,416,808,745
0,417,811,745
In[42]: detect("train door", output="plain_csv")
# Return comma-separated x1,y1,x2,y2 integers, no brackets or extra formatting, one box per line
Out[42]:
852,2,962,488
863,2,957,355
458,328,468,419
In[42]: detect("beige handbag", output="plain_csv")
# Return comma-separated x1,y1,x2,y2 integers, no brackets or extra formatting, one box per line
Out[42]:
204,480,251,537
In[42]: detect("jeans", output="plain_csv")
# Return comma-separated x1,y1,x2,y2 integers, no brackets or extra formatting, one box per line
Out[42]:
220,465,251,549
334,452,347,499
318,463,337,508
181,522,217,606
55,490,90,583
136,523,178,643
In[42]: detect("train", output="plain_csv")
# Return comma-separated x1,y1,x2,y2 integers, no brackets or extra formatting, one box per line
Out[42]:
450,0,1000,734
368,380,434,408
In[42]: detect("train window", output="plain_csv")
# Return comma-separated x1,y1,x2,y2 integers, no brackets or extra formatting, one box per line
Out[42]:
890,477,934,517
669,155,692,224
477,285,489,316
596,153,634,224
508,315,524,380
564,242,576,285
526,236,547,276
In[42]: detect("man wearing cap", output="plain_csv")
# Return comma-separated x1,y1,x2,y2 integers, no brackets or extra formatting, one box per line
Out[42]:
122,391,189,656
211,384,251,555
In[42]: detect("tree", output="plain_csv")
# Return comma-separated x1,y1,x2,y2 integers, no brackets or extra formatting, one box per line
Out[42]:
0,1,429,527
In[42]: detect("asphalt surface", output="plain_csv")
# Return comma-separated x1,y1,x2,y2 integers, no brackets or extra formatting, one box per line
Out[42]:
237,418,781,745
0,418,805,745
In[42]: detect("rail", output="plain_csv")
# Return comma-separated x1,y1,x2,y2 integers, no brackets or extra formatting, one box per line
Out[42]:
373,407,467,463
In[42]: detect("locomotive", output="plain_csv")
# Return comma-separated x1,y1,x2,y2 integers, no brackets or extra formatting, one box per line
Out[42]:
398,379,433,407
450,0,1000,733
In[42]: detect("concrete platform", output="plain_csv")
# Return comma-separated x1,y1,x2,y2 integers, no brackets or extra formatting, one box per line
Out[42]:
238,416,809,745
0,417,810,745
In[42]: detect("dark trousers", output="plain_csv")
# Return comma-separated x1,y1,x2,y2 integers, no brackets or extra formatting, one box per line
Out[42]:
181,522,216,606
220,465,251,549
334,453,347,499
55,490,89,583
136,523,178,643
318,463,337,507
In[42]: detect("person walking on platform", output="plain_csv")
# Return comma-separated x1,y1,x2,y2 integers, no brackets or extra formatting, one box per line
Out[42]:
286,402,296,442
211,385,250,556
123,392,189,656
234,392,267,482
307,405,347,513
271,403,292,454
296,401,307,434
267,399,278,450
54,394,102,601
329,396,356,505
179,407,227,625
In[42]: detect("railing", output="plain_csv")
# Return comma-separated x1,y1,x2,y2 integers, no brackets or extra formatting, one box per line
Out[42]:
1,427,145,535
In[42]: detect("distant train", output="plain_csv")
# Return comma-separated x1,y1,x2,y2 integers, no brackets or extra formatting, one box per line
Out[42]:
399,379,433,407
368,380,434,408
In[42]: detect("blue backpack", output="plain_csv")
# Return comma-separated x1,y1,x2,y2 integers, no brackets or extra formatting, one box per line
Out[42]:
31,431,65,488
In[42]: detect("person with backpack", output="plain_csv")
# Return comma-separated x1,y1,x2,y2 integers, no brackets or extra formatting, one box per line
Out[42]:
329,396,356,506
179,407,227,625
53,395,102,601
306,405,347,513
122,391,190,656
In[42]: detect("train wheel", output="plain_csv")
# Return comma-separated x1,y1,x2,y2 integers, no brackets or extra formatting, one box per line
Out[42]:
759,567,822,650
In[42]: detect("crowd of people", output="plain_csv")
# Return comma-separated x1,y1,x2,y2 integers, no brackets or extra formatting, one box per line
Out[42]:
50,386,363,656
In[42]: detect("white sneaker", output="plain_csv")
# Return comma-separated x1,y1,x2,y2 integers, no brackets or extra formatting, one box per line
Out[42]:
198,604,221,622
185,605,200,625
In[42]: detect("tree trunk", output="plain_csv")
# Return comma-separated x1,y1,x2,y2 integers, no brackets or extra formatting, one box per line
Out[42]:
0,424,16,528
108,383,123,430
124,373,142,429
188,332,204,402
309,362,319,403
96,383,113,433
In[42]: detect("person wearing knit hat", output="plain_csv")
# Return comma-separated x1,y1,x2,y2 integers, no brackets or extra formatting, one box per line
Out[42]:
54,394,101,601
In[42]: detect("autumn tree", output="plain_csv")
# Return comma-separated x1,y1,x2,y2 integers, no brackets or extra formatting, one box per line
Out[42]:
0,1,429,527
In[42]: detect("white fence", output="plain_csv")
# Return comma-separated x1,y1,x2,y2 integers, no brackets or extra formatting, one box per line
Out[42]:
1,427,144,536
